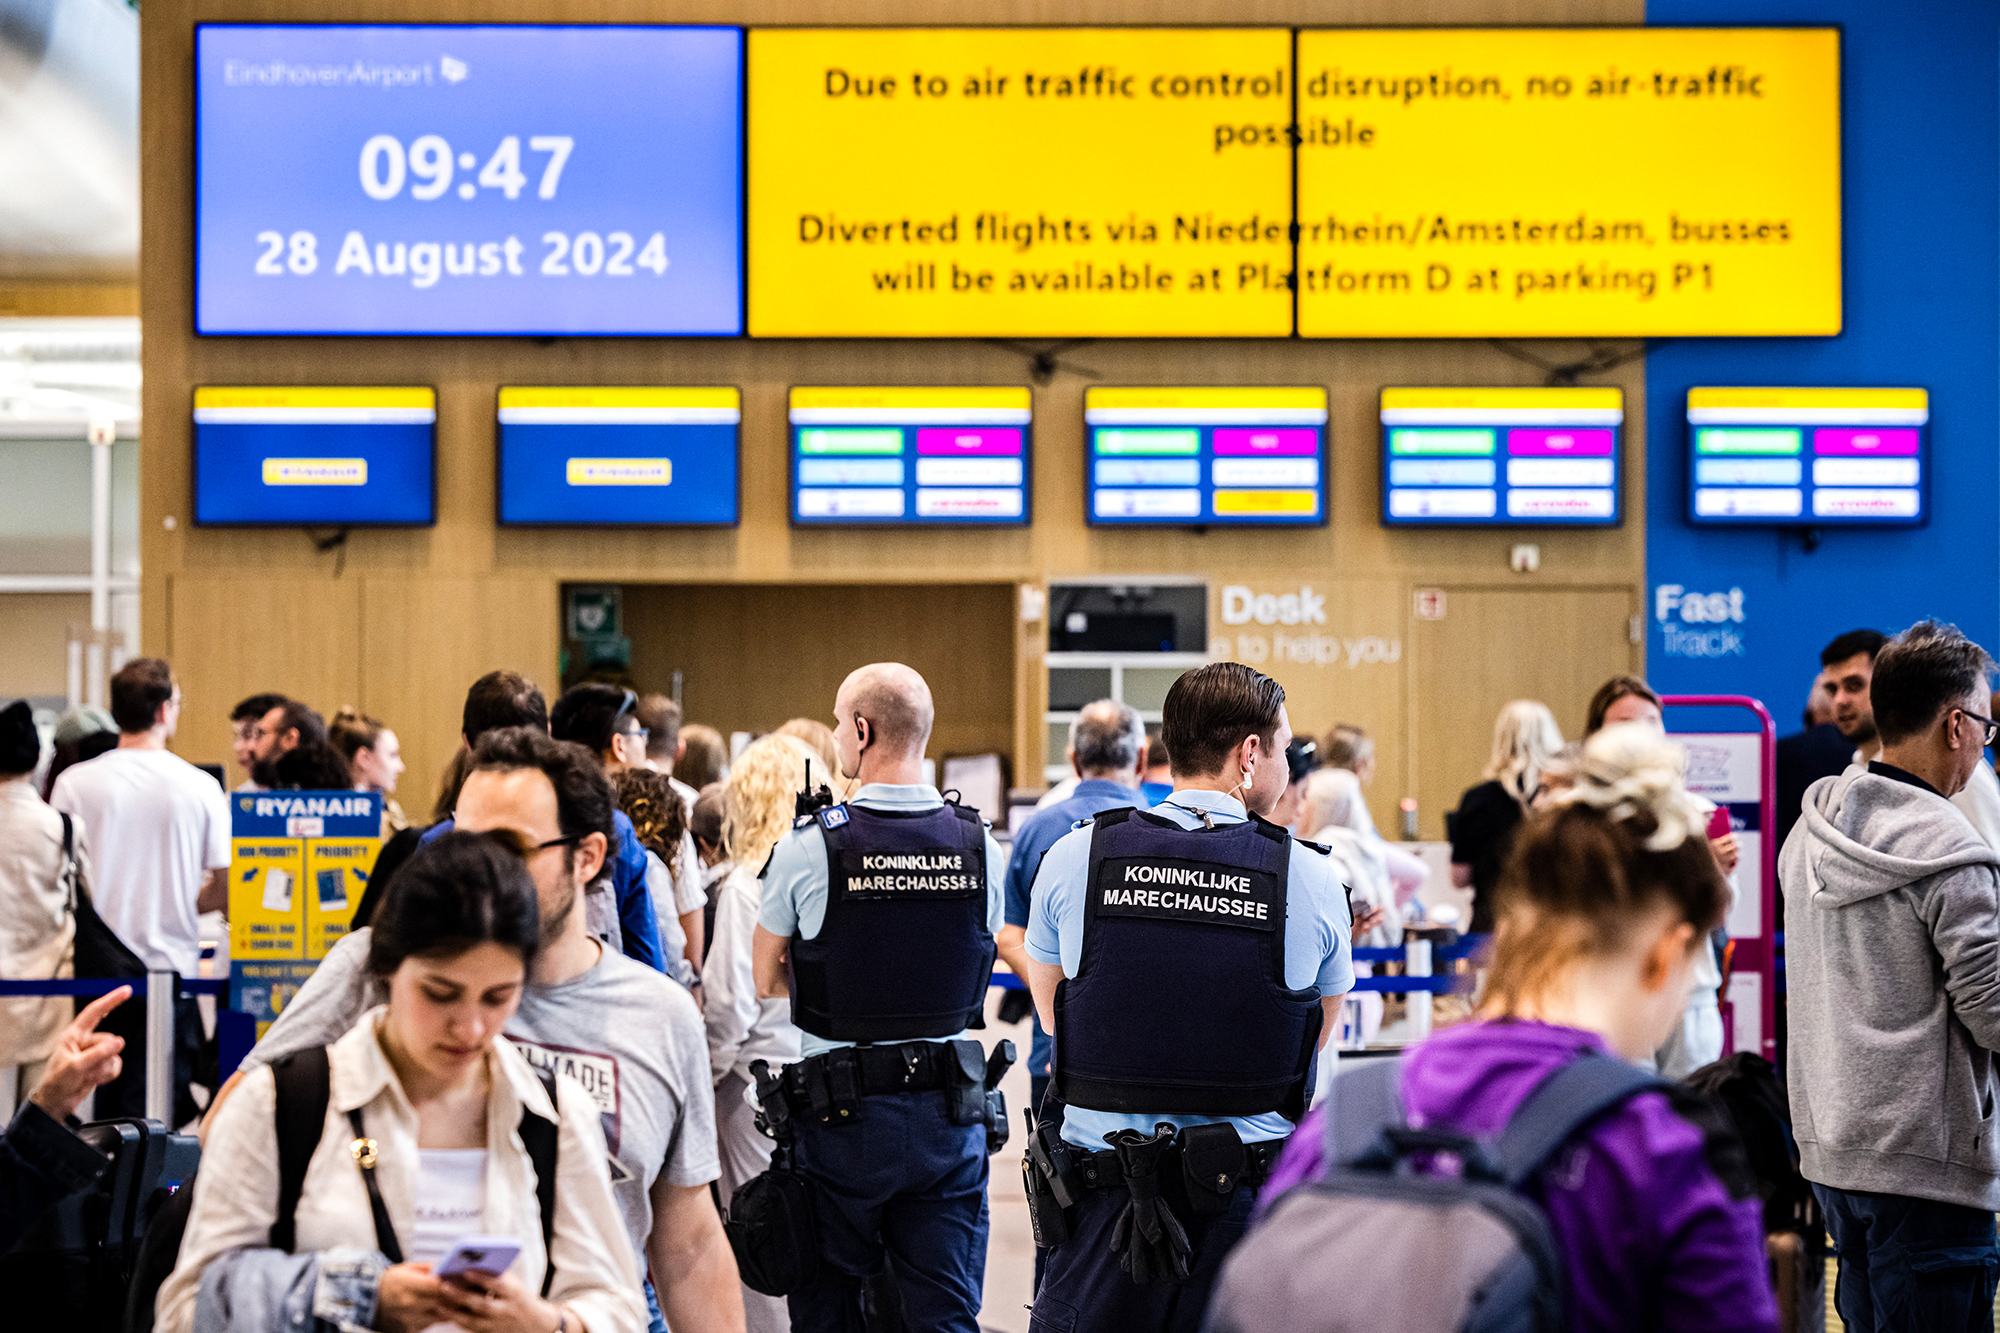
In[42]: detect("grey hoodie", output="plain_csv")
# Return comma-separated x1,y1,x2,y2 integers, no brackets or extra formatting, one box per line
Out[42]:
1782,765,2000,1208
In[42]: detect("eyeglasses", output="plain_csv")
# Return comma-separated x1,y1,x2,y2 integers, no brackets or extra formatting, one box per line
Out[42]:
532,834,584,852
620,727,650,745
1957,707,2000,747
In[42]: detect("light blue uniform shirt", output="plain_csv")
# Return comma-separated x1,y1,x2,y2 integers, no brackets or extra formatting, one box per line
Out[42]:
1026,787,1354,1150
759,782,1008,1062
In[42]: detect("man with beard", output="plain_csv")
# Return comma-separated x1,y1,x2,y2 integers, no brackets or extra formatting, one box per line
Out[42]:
247,699,352,789
217,726,741,1333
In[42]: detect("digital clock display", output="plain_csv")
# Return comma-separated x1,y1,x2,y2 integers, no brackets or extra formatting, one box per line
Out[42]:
195,25,743,335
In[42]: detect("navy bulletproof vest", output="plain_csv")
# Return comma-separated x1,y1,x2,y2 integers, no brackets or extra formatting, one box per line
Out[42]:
789,802,995,1043
1054,806,1324,1121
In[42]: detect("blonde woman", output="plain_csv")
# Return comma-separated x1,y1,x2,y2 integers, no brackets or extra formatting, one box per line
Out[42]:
700,733,820,1333
1449,700,1562,933
774,718,849,800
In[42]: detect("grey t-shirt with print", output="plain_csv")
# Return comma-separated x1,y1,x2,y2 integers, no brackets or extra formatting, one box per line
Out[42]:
243,928,719,1264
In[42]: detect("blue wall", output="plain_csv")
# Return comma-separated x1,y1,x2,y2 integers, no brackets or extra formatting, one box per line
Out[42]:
1644,0,1999,729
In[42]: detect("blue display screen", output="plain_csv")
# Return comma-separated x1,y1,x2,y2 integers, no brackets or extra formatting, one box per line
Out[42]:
1686,389,1931,528
787,388,1033,526
496,388,740,525
1379,388,1625,528
193,388,435,526
1083,388,1329,527
195,25,743,335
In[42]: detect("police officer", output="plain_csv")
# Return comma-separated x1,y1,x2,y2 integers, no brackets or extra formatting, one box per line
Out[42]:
1022,662,1352,1329
752,662,1009,1333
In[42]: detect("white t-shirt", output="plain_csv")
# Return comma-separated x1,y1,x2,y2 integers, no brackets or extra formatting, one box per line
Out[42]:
413,1147,489,1333
51,747,230,975
410,1148,489,1266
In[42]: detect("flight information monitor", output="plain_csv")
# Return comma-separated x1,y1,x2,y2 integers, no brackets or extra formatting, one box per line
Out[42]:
1687,388,1930,526
788,387,1031,526
195,24,743,335
193,387,435,526
1084,388,1328,527
497,387,739,526
1380,387,1623,527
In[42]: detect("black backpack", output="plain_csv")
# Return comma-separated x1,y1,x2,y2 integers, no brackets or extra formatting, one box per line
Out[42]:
1205,1053,1667,1333
121,1046,561,1333
1683,1052,1821,1254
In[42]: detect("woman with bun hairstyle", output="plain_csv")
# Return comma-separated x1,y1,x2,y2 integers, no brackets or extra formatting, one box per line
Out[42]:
331,707,408,835
1261,724,1778,1331
158,831,644,1333
1581,675,1741,1077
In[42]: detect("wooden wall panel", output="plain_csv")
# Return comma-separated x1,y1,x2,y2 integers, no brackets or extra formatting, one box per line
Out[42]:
0,594,90,699
1409,585,1638,839
142,0,1648,797
166,576,362,786
359,577,563,817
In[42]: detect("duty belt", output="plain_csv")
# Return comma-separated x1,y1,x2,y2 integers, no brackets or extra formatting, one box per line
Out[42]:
755,1039,1013,1143
1074,1134,1288,1193
776,1042,964,1110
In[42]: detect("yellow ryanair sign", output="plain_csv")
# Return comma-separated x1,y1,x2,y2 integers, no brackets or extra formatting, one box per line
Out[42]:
748,27,1296,337
1294,27,1842,337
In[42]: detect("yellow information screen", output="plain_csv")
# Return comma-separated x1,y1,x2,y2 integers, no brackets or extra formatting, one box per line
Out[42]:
1296,27,1841,337
748,28,1294,337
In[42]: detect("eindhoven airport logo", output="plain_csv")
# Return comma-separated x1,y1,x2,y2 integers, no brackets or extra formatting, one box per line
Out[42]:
220,54,468,88
1656,583,1746,658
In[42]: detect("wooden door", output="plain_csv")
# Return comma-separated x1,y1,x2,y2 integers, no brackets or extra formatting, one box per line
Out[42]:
1409,586,1638,840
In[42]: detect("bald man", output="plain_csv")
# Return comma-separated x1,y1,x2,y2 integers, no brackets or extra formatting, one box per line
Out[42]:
750,663,1008,1333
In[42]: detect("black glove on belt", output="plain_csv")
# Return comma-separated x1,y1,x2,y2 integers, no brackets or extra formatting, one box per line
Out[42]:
1106,1123,1192,1285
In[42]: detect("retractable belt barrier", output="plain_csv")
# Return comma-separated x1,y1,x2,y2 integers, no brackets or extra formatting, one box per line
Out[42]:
0,973,240,1124
1346,934,1489,995
0,978,229,996
990,936,1493,997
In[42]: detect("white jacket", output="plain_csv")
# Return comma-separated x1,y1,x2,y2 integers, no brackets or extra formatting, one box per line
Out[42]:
0,778,79,1066
702,863,801,1086
157,1007,644,1333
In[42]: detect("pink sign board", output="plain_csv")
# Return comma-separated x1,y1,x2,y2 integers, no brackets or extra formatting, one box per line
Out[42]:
1212,427,1319,456
1813,427,1920,456
915,427,1022,456
1506,428,1615,456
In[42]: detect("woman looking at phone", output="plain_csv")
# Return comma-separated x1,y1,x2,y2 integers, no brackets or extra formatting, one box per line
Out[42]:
157,832,644,1333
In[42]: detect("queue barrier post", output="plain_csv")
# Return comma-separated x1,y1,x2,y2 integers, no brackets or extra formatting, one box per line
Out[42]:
1405,938,1433,1040
144,969,175,1124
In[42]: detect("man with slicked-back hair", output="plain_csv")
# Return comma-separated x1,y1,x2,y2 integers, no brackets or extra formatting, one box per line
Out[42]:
1021,661,1352,1332
1786,621,2000,1328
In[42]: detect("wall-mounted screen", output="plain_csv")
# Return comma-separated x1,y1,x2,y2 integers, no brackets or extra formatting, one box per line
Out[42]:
193,387,435,526
497,388,740,526
788,388,1031,525
1380,387,1623,527
747,28,1292,337
195,25,743,335
1296,27,1841,338
1084,388,1328,526
1687,388,1930,526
